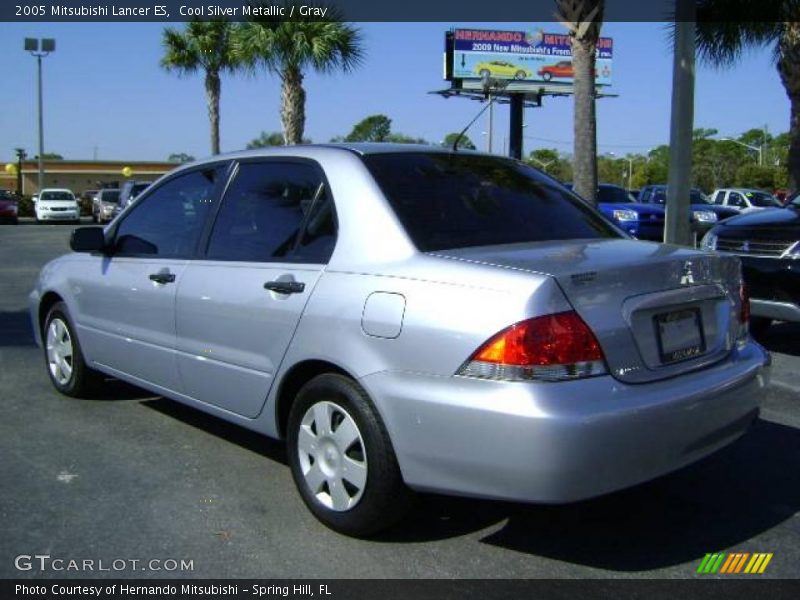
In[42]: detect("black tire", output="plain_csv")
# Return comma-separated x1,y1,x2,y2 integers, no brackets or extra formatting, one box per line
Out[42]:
287,373,414,537
515,70,526,80
43,302,102,397
479,68,490,79
542,72,552,81
749,317,772,336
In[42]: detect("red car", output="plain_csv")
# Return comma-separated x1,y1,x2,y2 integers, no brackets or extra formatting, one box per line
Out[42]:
0,190,18,224
537,60,598,81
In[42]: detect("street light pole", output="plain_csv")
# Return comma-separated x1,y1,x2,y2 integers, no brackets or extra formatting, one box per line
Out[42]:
25,38,55,195
721,137,762,165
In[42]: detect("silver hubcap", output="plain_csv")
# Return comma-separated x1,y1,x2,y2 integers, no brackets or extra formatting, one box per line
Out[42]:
46,318,74,385
297,401,367,512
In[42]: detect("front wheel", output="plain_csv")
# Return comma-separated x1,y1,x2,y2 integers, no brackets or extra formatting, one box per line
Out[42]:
44,302,101,397
287,373,413,537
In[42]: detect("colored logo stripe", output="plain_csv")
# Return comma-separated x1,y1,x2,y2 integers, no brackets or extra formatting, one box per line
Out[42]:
697,552,773,574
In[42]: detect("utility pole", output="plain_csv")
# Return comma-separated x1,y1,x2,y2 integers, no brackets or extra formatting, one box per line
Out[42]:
14,148,26,196
664,0,695,246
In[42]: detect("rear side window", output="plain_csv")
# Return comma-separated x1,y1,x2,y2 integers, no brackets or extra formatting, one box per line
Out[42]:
206,161,336,263
363,153,619,252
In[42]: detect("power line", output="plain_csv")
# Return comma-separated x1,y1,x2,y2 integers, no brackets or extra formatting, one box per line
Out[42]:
524,135,661,149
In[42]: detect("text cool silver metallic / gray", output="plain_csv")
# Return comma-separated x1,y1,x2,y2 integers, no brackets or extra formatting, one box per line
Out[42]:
29,145,770,536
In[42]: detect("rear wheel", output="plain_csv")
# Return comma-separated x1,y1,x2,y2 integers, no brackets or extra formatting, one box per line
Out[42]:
542,72,552,81
44,302,102,397
287,373,413,537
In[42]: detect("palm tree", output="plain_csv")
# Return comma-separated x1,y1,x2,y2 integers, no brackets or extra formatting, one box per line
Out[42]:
694,0,800,189
161,20,240,155
235,7,363,145
555,0,605,205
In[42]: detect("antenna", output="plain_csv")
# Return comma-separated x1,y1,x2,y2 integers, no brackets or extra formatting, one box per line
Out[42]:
451,76,507,152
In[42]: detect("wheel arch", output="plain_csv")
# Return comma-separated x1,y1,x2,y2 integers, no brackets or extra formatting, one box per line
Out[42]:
38,291,65,338
274,359,355,439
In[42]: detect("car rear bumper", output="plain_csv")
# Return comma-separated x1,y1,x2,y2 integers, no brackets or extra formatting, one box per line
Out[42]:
360,340,769,504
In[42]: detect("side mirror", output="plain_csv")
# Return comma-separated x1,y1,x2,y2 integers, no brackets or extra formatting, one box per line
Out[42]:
70,227,106,253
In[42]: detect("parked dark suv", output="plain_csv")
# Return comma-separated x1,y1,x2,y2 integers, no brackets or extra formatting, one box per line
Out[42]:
702,196,800,333
112,181,152,218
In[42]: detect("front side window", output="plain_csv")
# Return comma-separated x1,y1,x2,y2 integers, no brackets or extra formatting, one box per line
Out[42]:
206,161,336,263
364,153,620,252
113,167,221,257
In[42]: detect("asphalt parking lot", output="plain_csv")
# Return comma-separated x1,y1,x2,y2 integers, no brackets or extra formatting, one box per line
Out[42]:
1,222,798,579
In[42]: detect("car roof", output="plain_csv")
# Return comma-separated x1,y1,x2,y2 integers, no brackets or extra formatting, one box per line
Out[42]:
40,188,74,193
177,143,476,167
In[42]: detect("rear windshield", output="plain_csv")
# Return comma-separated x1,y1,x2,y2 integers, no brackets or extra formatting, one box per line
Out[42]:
40,191,74,201
101,190,121,203
363,153,620,252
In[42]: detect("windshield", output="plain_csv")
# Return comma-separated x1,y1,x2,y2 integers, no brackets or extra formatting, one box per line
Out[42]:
745,191,781,207
363,153,620,252
597,185,635,203
650,188,709,204
101,190,121,203
40,191,74,201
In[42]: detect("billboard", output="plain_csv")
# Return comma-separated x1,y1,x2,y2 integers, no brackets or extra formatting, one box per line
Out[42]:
449,28,613,87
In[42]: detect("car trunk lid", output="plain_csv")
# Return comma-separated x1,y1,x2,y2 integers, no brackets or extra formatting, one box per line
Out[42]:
432,239,743,384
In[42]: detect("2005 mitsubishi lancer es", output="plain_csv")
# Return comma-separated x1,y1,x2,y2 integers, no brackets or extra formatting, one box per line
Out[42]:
30,145,770,536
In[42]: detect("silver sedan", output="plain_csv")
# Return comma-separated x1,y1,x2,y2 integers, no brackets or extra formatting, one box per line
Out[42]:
30,145,770,536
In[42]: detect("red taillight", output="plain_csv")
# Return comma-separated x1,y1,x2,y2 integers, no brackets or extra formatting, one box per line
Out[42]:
460,311,606,381
740,283,750,325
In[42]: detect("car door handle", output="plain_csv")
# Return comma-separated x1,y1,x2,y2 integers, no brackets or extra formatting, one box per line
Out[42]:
149,272,176,284
264,280,305,294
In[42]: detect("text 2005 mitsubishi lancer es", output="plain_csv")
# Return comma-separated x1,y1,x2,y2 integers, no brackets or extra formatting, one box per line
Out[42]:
30,145,769,536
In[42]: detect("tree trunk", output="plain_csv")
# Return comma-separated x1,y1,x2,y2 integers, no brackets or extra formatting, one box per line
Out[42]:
778,22,800,190
571,39,598,205
205,70,221,155
281,66,306,145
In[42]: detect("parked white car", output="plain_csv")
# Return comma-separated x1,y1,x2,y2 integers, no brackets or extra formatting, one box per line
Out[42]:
35,188,80,224
711,188,783,213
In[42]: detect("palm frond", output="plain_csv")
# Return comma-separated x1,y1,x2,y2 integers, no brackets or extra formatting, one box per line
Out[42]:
691,0,786,67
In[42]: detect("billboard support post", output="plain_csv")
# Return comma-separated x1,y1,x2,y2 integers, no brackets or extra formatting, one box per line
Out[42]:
509,95,524,159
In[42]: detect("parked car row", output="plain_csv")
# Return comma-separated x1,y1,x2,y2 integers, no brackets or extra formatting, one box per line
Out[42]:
30,145,769,537
567,183,741,242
